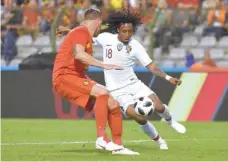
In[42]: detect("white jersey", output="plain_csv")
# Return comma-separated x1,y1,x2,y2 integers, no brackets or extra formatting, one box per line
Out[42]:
93,32,153,91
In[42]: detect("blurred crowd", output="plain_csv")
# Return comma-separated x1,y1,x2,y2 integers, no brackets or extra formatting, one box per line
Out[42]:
152,0,228,53
1,0,228,66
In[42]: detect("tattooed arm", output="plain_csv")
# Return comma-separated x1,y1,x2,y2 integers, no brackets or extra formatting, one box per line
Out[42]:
146,63,182,85
147,63,167,79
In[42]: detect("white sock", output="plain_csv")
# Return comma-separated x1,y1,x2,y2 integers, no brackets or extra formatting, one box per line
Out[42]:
158,104,172,122
140,121,159,140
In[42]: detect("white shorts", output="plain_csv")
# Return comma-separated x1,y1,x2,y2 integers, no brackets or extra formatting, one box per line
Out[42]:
110,80,155,114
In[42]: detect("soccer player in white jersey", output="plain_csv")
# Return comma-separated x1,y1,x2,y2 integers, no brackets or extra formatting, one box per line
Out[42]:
93,10,186,150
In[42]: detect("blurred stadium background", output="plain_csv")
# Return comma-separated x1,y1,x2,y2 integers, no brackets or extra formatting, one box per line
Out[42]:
1,0,228,161
1,0,228,67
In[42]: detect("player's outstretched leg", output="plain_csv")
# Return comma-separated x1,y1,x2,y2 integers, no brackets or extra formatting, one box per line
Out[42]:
140,121,168,150
162,104,186,134
126,106,168,150
149,94,186,134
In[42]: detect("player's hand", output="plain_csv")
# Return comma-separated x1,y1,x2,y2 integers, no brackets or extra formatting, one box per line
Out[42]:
103,64,124,70
56,26,71,37
169,77,182,86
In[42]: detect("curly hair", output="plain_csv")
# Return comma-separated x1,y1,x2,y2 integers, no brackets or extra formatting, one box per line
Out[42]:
106,9,142,33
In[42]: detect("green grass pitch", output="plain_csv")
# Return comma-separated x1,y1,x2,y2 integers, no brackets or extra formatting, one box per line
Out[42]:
1,119,228,161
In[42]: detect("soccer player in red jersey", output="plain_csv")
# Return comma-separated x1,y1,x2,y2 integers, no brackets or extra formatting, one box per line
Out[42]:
53,8,139,155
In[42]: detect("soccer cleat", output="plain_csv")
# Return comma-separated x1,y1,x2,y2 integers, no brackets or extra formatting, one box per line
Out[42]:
105,141,124,151
167,120,186,134
156,138,168,150
95,137,107,150
112,148,140,155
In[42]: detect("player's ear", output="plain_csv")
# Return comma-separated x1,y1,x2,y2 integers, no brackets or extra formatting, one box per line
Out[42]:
117,28,120,33
95,19,101,26
93,20,98,28
99,19,102,25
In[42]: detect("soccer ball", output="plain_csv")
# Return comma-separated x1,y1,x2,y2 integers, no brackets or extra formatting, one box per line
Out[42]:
134,97,154,116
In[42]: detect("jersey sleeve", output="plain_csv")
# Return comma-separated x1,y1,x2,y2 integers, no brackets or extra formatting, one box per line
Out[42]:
92,37,99,45
93,32,110,46
134,40,153,66
70,29,88,47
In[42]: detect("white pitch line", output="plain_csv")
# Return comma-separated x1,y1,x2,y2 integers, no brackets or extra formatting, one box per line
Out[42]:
1,139,228,146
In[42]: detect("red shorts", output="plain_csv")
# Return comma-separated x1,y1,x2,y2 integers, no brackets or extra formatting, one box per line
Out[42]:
53,74,96,110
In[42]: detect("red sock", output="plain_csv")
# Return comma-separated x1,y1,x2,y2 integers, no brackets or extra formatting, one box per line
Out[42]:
93,95,109,137
153,135,160,141
108,107,123,145
103,132,111,143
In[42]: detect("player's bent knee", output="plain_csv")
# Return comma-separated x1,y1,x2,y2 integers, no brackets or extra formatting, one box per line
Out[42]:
154,103,165,113
135,116,147,125
97,89,109,96
108,106,121,114
149,94,165,113
128,109,147,124
125,105,147,125
108,97,120,110
91,84,109,97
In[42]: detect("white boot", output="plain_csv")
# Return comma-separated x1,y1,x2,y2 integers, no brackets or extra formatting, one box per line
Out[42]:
112,147,140,155
167,120,186,134
156,138,168,150
95,137,107,150
105,141,140,155
105,141,124,151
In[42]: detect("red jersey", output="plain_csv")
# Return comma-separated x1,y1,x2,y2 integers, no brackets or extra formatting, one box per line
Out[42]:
53,26,92,78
